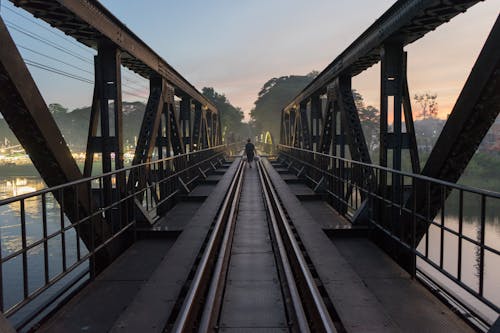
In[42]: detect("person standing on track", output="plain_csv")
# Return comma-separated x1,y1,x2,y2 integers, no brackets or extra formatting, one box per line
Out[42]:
245,138,256,168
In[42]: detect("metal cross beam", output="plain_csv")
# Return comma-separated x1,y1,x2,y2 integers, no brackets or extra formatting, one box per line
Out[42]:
10,0,217,113
0,17,116,272
410,16,500,241
284,0,480,111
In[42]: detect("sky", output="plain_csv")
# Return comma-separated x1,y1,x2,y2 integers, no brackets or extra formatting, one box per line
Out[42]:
1,0,499,121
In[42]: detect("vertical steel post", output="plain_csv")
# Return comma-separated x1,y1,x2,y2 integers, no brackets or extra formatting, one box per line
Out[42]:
84,39,124,222
180,96,192,151
299,101,311,150
380,39,404,191
192,102,202,150
310,94,322,152
290,108,297,147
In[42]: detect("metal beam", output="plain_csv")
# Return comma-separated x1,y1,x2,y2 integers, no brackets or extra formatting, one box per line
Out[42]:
192,103,202,150
402,53,421,174
11,0,217,113
337,76,371,164
310,94,322,151
131,76,165,166
0,17,115,272
84,39,124,178
284,0,480,111
411,16,500,240
168,97,185,155
299,102,312,150
180,96,192,150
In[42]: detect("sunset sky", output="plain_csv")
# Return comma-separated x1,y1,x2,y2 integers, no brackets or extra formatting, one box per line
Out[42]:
2,0,499,121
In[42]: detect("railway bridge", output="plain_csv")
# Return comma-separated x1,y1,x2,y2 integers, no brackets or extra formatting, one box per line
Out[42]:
0,0,499,332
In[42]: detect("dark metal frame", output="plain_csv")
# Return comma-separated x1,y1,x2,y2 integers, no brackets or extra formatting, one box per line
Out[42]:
279,1,498,281
411,15,500,241
9,0,217,113
278,145,499,328
0,1,223,272
284,0,481,110
0,146,226,330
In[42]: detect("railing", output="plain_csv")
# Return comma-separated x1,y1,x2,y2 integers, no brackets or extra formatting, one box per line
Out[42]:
278,144,500,329
0,146,226,330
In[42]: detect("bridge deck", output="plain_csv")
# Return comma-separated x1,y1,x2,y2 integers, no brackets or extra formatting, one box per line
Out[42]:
37,157,473,333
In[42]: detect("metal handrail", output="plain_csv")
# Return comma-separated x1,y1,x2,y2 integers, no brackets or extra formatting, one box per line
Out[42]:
0,145,228,329
278,144,500,198
0,145,226,206
277,144,500,327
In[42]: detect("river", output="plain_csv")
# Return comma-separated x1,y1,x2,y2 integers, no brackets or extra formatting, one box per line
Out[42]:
0,176,499,325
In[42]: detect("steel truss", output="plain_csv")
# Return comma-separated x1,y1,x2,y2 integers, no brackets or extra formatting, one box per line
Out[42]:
279,1,498,270
0,1,222,272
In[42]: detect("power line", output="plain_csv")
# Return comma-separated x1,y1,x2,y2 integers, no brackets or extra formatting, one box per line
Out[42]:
3,4,151,94
5,20,93,64
1,4,95,55
4,9,150,92
15,45,148,91
25,58,147,99
24,58,94,84
17,44,93,75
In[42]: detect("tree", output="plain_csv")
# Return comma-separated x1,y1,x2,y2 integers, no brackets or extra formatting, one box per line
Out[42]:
202,87,245,142
413,93,438,119
250,71,317,141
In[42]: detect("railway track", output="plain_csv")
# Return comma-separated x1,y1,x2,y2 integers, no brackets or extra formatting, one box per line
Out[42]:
169,157,340,332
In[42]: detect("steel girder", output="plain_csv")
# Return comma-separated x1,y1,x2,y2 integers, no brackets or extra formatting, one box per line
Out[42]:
310,95,322,151
202,110,210,148
155,86,182,157
0,15,81,199
402,54,420,174
318,98,334,154
317,76,371,164
131,76,165,166
180,97,192,150
0,17,115,272
299,102,312,150
379,41,420,198
410,16,500,242
192,103,202,150
284,0,480,111
315,77,372,215
10,0,217,114
84,40,124,179
168,99,185,156
280,111,285,145
336,76,372,164
127,75,165,203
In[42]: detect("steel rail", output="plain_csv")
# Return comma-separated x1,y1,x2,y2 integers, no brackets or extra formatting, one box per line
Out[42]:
171,158,245,333
256,162,311,333
258,159,338,333
197,159,245,332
